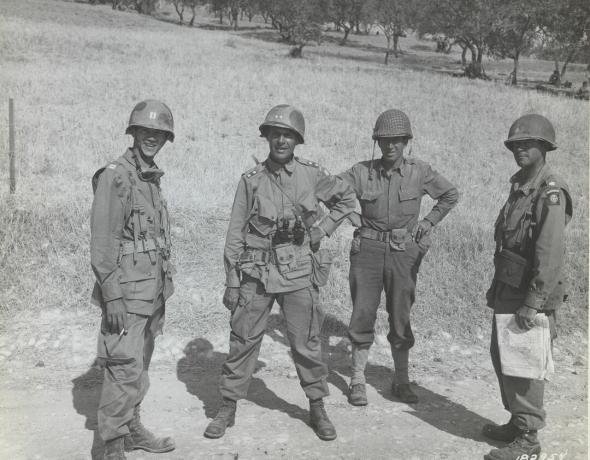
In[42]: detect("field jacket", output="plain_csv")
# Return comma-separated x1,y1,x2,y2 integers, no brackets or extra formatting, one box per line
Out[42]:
224,155,356,293
90,149,174,315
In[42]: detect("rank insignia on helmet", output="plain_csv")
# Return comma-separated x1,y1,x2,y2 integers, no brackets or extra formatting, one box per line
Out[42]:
107,163,117,170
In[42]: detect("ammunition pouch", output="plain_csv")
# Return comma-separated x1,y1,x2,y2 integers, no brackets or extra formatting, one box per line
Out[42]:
494,249,531,289
273,243,312,280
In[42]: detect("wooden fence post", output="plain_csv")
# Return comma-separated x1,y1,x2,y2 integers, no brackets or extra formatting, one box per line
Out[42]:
9,98,15,194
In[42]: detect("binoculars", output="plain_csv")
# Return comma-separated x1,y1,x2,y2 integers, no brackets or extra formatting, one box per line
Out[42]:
274,218,305,245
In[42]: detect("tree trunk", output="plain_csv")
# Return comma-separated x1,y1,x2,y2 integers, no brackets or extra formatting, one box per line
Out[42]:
384,36,392,64
289,44,304,58
560,45,579,82
173,3,184,25
189,6,196,26
511,53,519,85
393,34,399,58
460,44,467,66
341,27,350,44
232,9,238,31
218,9,223,24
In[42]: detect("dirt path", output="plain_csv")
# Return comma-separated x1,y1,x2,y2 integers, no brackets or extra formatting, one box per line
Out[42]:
0,309,587,460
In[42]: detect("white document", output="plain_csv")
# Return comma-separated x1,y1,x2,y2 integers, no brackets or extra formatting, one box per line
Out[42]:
495,313,554,380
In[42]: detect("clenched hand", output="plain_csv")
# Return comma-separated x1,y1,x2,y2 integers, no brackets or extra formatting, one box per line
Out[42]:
223,287,240,311
515,305,537,330
105,298,128,335
412,220,432,243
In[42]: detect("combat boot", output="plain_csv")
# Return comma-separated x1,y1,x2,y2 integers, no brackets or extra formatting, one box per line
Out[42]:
103,436,126,460
348,383,368,406
124,405,175,453
391,383,418,404
309,398,337,441
204,398,236,439
484,430,541,460
482,419,521,442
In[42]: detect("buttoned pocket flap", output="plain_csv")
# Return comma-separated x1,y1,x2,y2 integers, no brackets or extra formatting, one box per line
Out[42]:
399,187,420,201
256,195,278,221
360,191,379,202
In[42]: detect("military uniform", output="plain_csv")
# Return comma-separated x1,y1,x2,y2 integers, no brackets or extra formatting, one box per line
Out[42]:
487,163,572,432
91,148,174,443
340,157,458,362
220,155,355,401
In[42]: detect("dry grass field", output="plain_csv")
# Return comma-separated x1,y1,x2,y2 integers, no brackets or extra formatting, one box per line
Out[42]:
0,0,587,348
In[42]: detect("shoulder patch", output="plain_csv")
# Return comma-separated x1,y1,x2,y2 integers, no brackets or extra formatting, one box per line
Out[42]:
545,189,561,205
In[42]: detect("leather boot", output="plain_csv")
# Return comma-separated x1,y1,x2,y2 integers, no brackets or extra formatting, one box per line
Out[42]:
348,383,368,406
204,398,236,439
103,436,126,460
124,405,175,453
482,418,521,442
391,383,418,404
309,399,337,441
484,430,541,460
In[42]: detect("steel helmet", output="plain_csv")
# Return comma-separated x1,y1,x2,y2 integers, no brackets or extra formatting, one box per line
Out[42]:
259,104,305,144
504,114,556,151
372,109,413,140
126,99,175,142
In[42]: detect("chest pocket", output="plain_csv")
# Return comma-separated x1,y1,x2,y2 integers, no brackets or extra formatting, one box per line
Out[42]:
359,191,382,218
399,187,421,216
249,195,278,236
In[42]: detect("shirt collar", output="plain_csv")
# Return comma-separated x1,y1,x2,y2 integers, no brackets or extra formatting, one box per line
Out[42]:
377,156,406,177
509,163,549,195
266,155,295,175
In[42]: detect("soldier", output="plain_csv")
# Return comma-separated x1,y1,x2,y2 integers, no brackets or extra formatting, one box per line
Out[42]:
91,100,176,460
204,104,356,441
482,114,572,460
338,109,459,406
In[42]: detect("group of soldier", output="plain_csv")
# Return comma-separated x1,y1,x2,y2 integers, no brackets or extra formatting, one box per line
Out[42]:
90,100,572,460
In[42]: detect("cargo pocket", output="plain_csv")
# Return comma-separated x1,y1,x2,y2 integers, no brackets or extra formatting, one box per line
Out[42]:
311,249,333,287
120,271,157,301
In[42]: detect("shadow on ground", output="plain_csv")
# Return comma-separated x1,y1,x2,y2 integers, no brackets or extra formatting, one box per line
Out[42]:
72,362,105,460
176,337,308,425
267,311,499,446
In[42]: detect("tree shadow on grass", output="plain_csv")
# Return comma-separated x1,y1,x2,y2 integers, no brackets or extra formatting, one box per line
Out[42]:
176,337,308,426
267,312,498,446
71,361,105,460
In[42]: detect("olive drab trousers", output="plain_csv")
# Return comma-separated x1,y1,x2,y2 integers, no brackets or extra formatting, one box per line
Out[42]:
220,276,328,402
348,238,426,351
97,299,165,442
490,315,555,431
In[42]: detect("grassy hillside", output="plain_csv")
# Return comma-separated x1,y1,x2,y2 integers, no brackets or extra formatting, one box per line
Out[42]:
0,0,587,346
